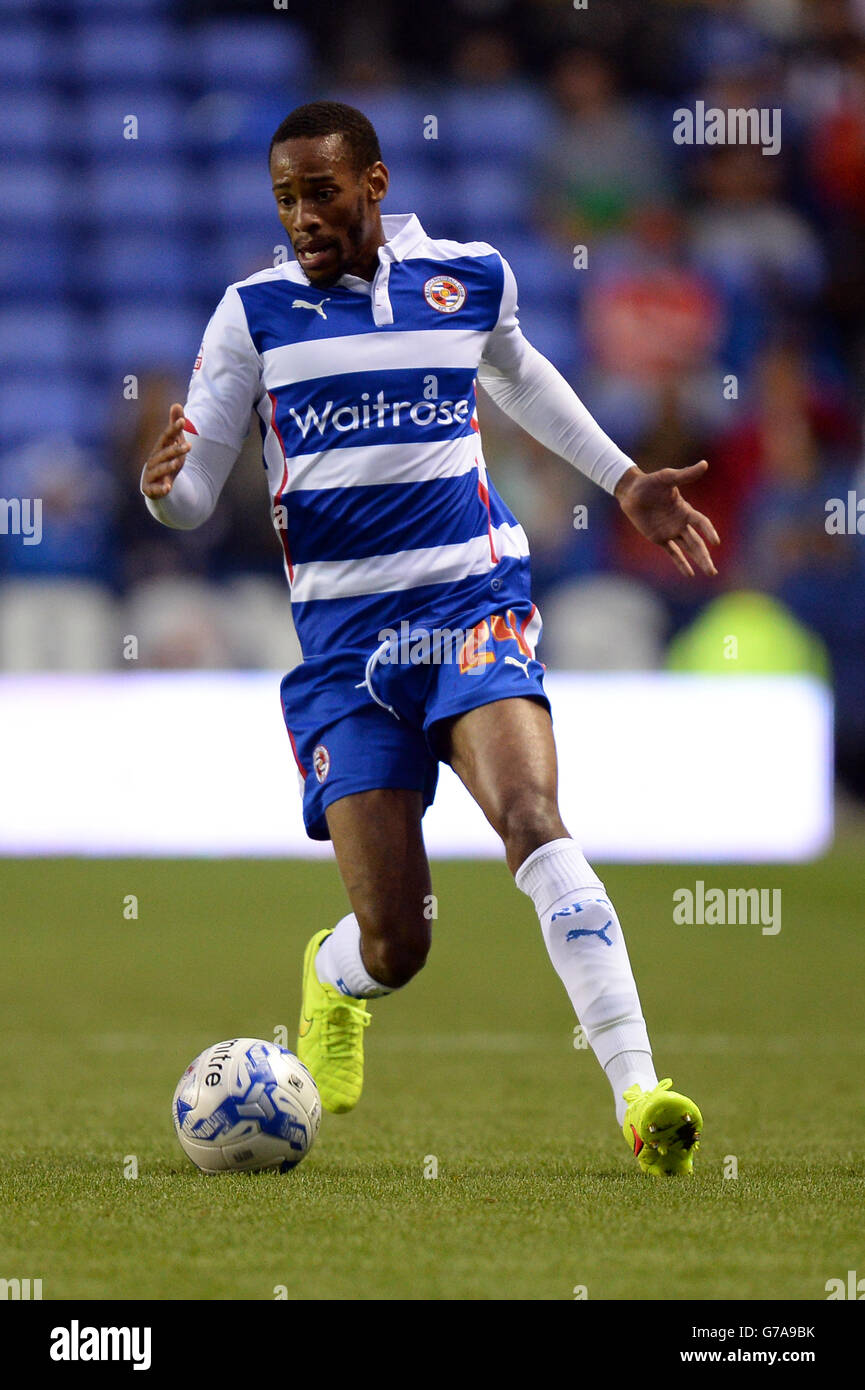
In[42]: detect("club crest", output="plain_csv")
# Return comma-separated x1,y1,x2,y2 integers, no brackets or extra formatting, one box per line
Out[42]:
424,275,467,314
312,744,330,783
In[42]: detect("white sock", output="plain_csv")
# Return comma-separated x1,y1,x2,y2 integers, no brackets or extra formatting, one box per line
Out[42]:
315,913,394,998
605,1051,661,1120
515,838,657,1125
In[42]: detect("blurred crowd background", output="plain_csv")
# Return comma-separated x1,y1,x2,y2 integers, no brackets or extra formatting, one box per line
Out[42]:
1,0,865,795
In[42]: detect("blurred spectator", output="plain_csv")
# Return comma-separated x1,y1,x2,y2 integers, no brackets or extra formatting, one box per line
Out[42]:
676,0,774,85
607,383,720,610
541,49,672,243
722,341,860,582
729,340,865,798
451,28,521,87
689,148,824,374
579,199,725,446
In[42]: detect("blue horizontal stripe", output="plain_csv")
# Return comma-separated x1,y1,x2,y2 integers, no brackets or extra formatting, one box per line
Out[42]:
239,279,374,353
280,471,488,565
387,254,504,334
291,555,534,658
238,252,503,353
273,367,478,457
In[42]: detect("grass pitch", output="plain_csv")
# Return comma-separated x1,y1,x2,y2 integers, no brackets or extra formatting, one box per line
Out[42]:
1,849,863,1301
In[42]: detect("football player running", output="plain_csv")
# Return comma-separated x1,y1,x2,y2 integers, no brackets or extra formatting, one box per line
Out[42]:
142,103,718,1175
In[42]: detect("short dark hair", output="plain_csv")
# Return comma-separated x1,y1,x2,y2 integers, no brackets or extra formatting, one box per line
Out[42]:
268,101,382,171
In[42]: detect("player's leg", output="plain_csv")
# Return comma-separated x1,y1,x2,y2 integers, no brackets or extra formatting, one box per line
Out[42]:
283,663,439,1112
439,696,702,1173
438,692,568,875
322,787,433,991
440,695,657,1114
297,787,432,1114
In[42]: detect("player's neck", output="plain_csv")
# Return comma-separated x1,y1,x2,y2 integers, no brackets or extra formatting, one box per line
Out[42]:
346,223,387,282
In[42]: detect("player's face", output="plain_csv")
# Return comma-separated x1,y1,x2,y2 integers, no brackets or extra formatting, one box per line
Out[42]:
270,134,389,288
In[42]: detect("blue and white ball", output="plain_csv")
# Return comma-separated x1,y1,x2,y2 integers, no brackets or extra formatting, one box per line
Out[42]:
173,1038,321,1173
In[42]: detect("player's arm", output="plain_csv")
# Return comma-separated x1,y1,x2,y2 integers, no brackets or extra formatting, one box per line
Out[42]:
141,405,239,530
612,460,718,579
478,257,719,578
141,402,191,500
141,285,261,530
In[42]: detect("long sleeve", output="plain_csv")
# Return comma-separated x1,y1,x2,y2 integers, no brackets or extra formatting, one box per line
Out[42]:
478,257,635,496
142,282,263,528
142,436,239,530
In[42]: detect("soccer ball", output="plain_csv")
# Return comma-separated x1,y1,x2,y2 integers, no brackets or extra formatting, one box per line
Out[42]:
172,1037,321,1173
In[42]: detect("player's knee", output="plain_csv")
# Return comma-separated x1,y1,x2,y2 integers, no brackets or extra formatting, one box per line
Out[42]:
360,923,431,989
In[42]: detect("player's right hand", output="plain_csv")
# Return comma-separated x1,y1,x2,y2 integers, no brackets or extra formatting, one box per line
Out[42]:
141,403,192,499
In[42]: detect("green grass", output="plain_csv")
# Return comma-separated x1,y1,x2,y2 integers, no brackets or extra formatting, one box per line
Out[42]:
1,851,863,1300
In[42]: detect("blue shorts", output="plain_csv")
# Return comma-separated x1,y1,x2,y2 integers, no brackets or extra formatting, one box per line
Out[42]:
279,602,549,840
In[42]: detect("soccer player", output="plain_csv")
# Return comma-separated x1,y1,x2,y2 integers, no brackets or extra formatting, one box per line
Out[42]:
142,102,718,1175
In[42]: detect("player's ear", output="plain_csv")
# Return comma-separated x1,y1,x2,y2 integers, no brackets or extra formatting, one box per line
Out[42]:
368,161,389,204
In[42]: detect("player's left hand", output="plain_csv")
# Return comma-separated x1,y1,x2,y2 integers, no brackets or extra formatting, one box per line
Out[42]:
614,460,720,578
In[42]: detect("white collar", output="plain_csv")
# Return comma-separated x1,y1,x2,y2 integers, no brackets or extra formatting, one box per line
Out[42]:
377,212,426,261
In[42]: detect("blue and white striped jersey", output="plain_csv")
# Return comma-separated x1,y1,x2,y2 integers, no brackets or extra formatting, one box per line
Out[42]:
183,214,536,658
